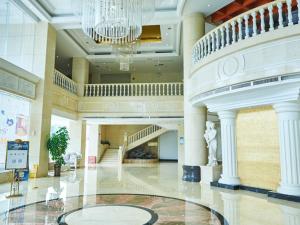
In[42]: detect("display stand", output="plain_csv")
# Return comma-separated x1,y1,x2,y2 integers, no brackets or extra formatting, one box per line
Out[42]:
5,139,29,198
7,169,23,198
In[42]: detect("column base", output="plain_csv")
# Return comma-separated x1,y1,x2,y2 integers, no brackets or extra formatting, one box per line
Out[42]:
219,175,240,186
278,184,300,197
182,165,201,182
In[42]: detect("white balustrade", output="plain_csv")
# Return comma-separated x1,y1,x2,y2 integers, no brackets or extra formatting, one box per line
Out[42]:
84,82,184,97
53,69,77,94
192,0,299,65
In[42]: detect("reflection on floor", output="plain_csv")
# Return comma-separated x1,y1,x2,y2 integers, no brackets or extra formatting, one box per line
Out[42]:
0,163,299,225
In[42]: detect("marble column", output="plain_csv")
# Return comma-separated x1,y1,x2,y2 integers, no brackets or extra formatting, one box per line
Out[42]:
218,111,240,186
68,120,87,167
182,12,208,182
29,22,56,177
72,57,89,97
273,101,300,196
87,124,101,162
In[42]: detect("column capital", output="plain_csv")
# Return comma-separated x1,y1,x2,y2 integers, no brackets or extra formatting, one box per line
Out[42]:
273,101,300,113
218,110,237,120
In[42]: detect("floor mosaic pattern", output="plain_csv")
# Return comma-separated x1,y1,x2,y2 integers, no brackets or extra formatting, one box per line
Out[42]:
5,194,226,225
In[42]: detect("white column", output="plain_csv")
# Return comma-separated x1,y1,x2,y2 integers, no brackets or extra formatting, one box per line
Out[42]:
218,111,240,185
68,120,87,167
182,13,208,182
273,102,300,196
87,124,101,162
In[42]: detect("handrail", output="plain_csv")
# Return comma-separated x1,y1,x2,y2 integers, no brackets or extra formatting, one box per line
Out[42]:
127,125,161,145
53,69,78,94
192,0,300,65
84,82,184,97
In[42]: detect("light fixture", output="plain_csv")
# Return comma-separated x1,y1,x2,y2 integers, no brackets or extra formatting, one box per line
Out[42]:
80,0,155,45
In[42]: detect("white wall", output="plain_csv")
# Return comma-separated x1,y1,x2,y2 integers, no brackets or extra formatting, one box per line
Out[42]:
159,131,178,160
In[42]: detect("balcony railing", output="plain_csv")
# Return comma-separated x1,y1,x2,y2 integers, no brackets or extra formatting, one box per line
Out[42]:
84,82,184,97
53,69,77,94
192,0,300,65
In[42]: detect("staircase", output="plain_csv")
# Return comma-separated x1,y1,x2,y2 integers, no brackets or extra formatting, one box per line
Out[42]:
99,149,119,166
126,125,167,151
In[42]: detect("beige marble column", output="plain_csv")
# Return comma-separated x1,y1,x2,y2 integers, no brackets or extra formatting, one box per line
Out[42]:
72,57,89,96
68,120,87,167
182,13,208,182
29,22,56,177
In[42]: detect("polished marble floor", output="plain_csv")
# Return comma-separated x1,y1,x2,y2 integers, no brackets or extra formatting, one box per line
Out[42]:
0,163,299,225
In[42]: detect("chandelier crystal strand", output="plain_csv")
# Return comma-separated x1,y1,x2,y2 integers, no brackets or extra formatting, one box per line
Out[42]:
81,0,154,45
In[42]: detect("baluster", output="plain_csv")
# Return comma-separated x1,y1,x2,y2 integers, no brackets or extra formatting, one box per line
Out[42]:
158,84,161,96
199,41,203,58
116,85,118,96
175,84,178,95
130,84,133,96
251,11,257,36
268,5,274,31
259,8,265,33
277,2,283,28
95,85,98,96
208,35,211,54
237,17,243,41
154,84,157,96
221,26,225,48
109,85,112,96
225,23,230,46
231,20,236,43
215,30,219,50
297,0,300,24
244,15,249,38
99,85,102,96
211,33,215,52
142,84,145,96
286,0,293,26
92,85,96,97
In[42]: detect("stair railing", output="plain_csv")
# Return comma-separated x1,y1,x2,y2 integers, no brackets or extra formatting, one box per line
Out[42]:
127,125,161,145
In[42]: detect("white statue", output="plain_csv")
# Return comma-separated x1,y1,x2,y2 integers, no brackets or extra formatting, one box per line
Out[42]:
204,121,218,166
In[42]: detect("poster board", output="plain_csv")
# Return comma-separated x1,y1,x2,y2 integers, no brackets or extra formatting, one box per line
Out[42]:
5,140,29,170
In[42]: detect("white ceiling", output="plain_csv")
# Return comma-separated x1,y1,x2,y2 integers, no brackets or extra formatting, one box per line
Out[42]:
18,0,234,75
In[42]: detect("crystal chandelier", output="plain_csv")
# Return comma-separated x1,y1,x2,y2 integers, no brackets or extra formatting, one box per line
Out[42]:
81,0,155,45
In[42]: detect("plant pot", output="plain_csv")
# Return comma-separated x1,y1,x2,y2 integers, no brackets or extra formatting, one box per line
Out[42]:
54,164,61,177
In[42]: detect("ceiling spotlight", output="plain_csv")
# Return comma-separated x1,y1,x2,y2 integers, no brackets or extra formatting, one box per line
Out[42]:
207,4,211,7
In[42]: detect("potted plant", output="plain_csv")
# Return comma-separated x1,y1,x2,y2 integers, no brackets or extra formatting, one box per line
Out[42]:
47,127,70,177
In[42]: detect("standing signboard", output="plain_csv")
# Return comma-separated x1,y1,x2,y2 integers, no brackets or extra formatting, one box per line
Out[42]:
5,140,29,197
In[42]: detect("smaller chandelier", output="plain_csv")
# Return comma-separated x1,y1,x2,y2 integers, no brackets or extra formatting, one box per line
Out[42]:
81,0,155,45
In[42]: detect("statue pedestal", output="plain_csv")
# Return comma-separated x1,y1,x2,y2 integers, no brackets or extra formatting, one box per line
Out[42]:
200,165,222,185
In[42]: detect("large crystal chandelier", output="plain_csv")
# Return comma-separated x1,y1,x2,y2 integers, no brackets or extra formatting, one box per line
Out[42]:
81,0,154,45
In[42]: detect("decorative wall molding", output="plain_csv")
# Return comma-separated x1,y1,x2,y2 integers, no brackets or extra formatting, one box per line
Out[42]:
191,77,300,112
190,33,300,100
78,96,184,118
0,59,39,99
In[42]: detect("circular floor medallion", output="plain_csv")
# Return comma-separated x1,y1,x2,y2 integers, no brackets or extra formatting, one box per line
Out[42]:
5,194,227,225
58,205,158,225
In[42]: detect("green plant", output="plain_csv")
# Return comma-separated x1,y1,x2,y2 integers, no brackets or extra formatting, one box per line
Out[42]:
47,127,70,166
